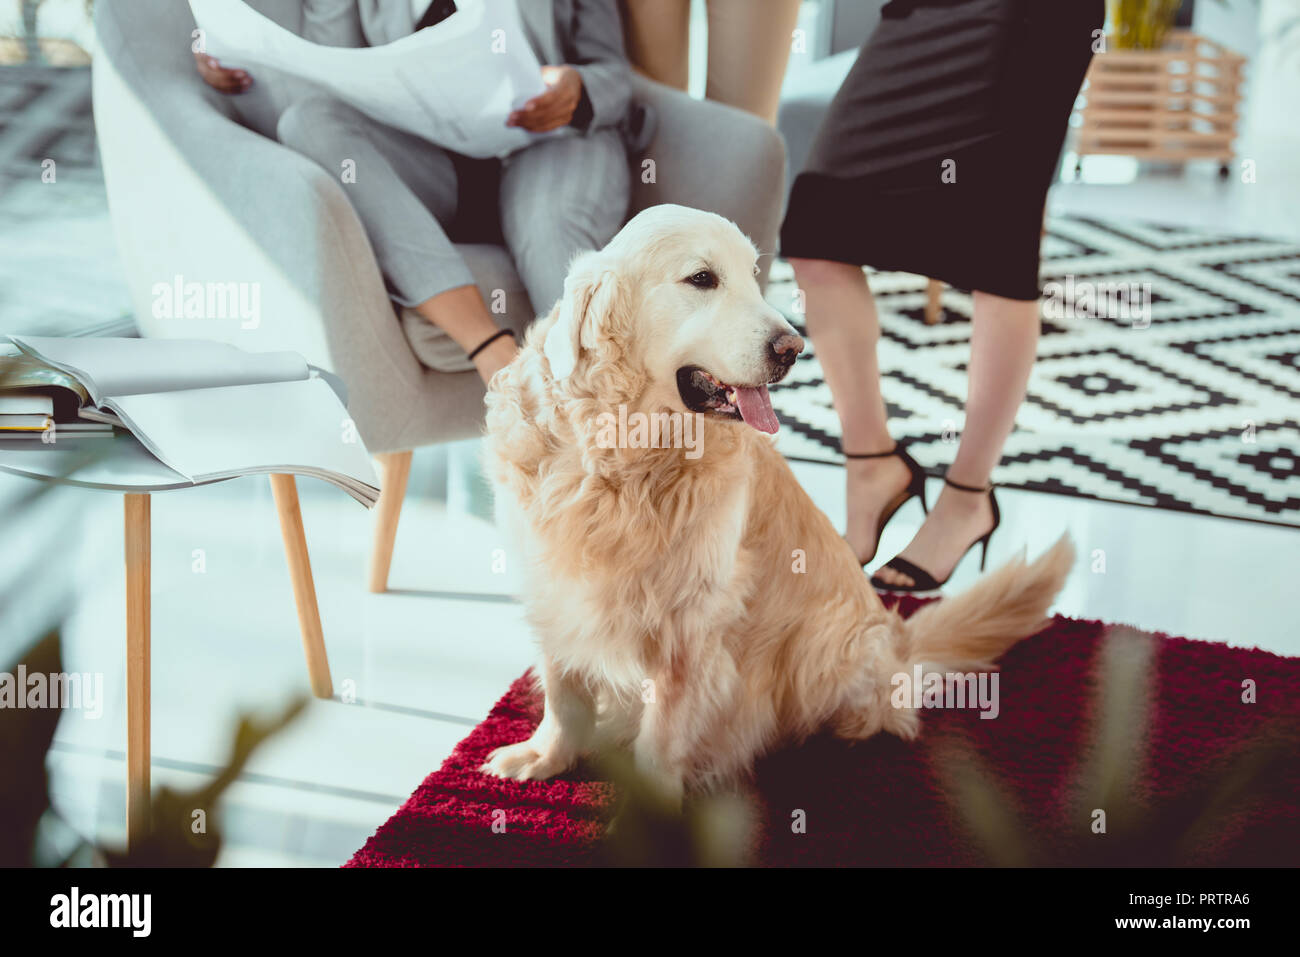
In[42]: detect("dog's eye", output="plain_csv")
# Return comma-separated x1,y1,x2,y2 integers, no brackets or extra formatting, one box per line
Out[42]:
685,269,718,290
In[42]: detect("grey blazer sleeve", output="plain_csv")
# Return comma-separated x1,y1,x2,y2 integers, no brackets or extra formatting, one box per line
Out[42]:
561,0,632,131
302,0,367,47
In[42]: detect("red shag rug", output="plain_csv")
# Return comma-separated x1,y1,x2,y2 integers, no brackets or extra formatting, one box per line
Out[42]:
347,598,1300,867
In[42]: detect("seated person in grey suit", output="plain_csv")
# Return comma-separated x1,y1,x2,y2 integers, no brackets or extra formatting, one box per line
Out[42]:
194,0,634,384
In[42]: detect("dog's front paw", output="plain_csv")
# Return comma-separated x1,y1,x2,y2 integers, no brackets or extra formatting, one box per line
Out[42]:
480,739,573,781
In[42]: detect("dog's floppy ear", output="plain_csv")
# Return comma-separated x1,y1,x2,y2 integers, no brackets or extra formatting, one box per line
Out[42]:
544,250,622,382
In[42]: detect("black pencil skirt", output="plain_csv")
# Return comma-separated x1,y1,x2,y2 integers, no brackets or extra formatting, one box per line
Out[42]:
780,0,1105,301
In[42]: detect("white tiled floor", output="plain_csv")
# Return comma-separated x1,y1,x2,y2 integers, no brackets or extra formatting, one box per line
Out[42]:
1052,144,1300,245
3,436,1294,867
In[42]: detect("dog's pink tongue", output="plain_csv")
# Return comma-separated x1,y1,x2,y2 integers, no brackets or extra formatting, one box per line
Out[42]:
734,385,780,434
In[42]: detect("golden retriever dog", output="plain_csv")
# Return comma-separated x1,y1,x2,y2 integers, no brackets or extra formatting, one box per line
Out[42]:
482,204,1073,801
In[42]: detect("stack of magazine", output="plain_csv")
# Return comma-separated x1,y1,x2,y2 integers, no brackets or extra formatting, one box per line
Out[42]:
0,336,380,507
0,354,115,440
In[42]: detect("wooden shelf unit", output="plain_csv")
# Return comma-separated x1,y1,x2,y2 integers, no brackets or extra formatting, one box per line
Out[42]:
1075,30,1246,172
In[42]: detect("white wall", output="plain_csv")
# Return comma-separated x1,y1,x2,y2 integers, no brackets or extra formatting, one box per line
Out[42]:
1193,0,1262,56
1239,0,1300,145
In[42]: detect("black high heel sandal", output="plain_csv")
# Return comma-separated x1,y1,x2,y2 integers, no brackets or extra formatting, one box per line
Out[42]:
869,475,1001,593
843,444,929,567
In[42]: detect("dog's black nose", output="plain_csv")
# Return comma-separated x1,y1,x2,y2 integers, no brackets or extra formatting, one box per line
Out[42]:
768,332,804,368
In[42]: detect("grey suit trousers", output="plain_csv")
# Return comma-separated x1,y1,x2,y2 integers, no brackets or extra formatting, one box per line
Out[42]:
276,95,630,323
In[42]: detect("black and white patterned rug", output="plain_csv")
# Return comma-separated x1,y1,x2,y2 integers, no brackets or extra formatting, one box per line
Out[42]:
765,216,1300,529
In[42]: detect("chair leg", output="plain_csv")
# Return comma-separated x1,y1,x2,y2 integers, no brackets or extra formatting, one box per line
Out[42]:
269,474,332,699
369,451,412,594
124,493,151,853
925,278,944,325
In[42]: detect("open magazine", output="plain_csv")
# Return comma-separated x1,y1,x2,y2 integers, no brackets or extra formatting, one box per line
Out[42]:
2,336,379,507
187,0,550,159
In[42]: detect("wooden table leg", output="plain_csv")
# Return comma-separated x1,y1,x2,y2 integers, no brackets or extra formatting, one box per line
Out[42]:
268,474,332,699
124,493,151,852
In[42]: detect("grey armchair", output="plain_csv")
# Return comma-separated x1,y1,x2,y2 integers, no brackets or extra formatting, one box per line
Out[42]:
93,0,785,591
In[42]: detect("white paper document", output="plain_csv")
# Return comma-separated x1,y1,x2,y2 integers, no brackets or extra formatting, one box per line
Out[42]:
110,377,379,500
188,0,549,159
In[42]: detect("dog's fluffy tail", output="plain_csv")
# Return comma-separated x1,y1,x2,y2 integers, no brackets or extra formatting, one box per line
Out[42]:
901,534,1075,669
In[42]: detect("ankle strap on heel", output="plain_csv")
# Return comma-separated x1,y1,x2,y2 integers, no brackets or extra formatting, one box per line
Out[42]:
842,445,898,460
943,475,992,494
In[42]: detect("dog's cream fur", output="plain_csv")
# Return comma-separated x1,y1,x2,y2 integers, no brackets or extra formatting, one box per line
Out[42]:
482,204,1074,799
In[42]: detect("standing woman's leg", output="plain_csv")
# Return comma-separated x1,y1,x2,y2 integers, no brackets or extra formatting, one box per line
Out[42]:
872,292,1038,587
620,0,693,91
788,257,915,563
704,0,803,123
872,0,1104,588
950,292,1040,487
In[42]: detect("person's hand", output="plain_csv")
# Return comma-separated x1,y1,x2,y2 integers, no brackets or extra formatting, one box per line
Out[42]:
507,65,583,132
193,52,253,94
